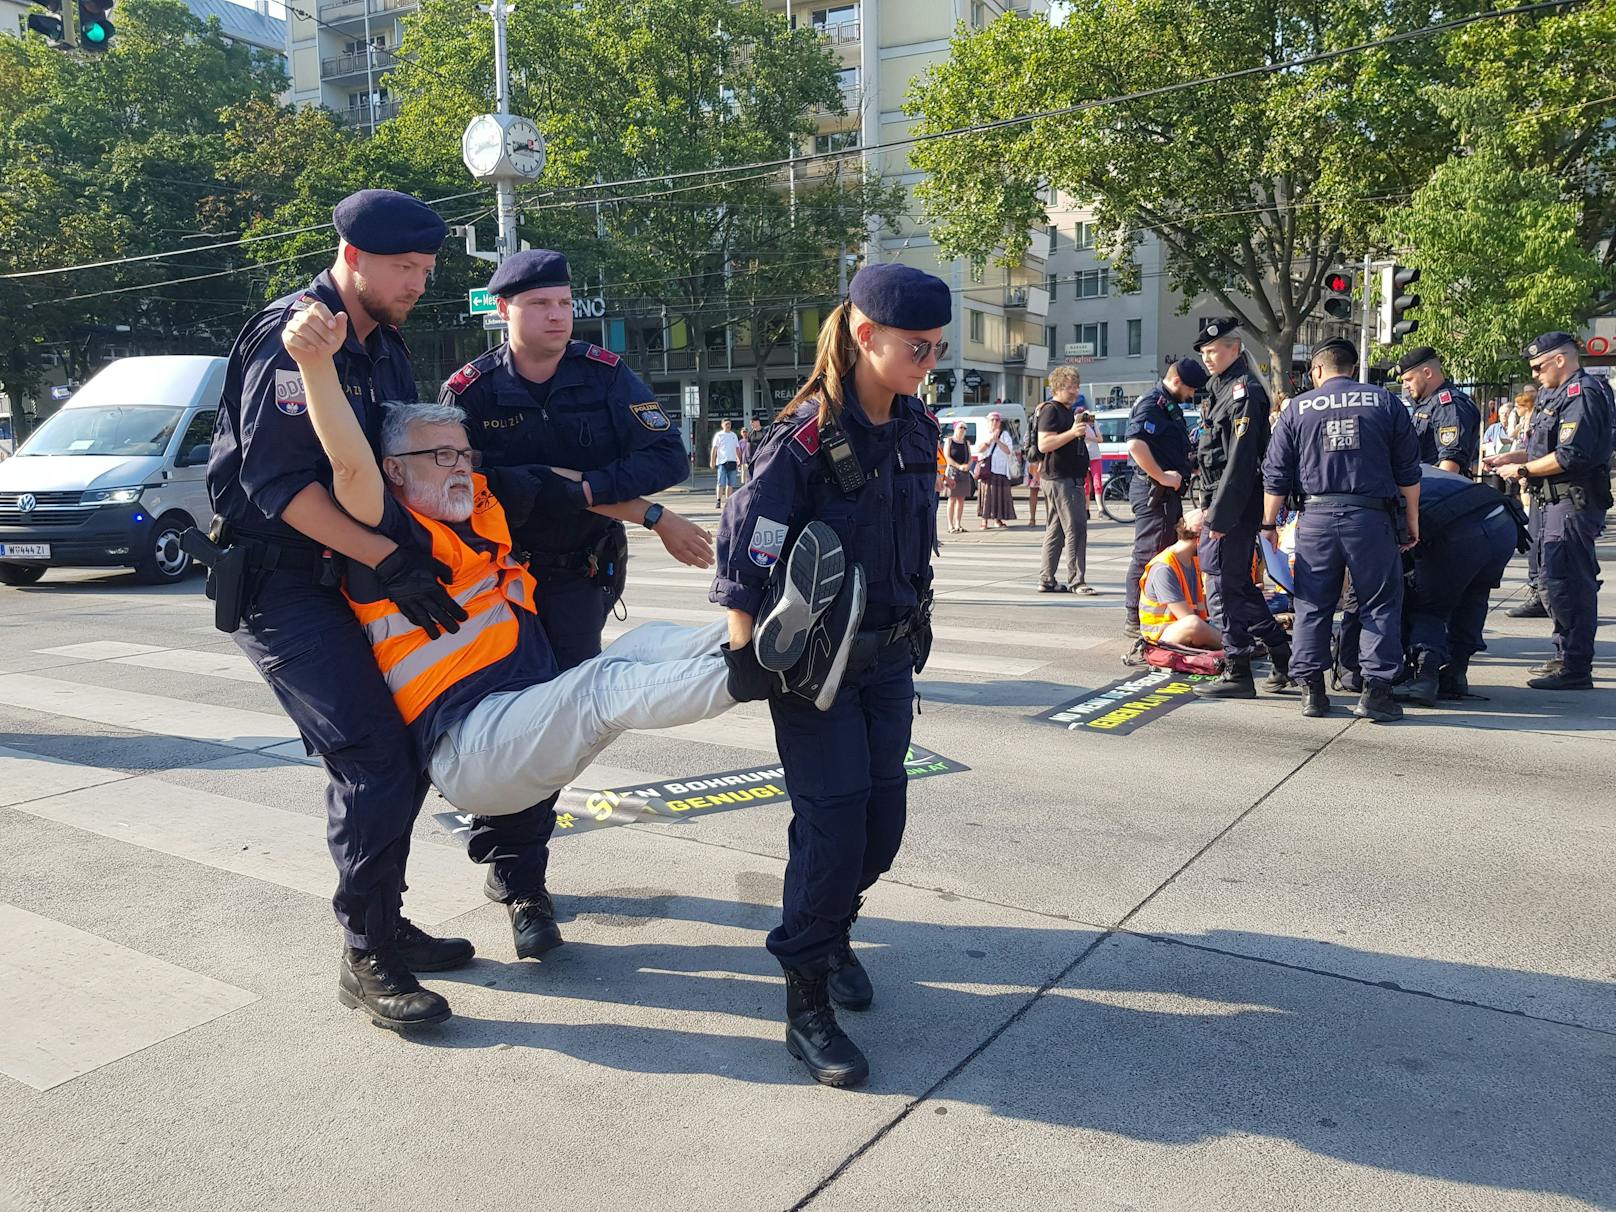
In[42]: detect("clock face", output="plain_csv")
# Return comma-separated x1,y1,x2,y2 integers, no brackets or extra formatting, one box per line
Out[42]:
505,119,545,178
461,114,503,176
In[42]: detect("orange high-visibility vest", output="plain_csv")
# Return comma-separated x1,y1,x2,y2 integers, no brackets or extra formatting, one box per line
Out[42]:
347,474,537,725
1138,547,1206,643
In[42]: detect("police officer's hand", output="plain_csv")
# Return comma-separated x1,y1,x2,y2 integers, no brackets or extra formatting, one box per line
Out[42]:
653,508,714,569
1400,520,1420,553
373,546,468,640
1159,470,1184,491
282,301,348,365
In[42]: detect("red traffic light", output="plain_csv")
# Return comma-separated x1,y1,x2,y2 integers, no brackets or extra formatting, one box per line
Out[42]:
1325,272,1352,294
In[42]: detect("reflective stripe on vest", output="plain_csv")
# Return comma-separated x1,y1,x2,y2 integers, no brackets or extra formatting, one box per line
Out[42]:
348,475,537,725
1137,548,1206,643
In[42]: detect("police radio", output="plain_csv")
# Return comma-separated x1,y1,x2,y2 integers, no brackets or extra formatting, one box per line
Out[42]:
819,420,867,495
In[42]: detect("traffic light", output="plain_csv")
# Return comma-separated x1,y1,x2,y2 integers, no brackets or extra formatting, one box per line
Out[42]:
77,0,114,48
1322,268,1354,321
1377,264,1421,345
26,0,113,48
26,0,65,42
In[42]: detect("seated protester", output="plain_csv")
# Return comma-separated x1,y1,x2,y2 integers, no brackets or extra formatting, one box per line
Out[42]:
281,300,859,826
1138,513,1220,650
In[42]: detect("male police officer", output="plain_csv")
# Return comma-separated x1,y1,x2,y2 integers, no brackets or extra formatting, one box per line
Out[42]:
1191,317,1292,698
1123,357,1208,637
441,249,691,956
1263,338,1421,721
209,188,472,1030
1485,332,1613,690
1393,347,1481,476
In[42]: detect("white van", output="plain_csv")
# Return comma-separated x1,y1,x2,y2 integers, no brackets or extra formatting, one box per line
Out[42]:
1092,405,1203,479
933,403,1029,451
0,356,224,586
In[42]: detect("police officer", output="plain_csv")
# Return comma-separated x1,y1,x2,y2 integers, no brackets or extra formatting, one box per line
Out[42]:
209,189,473,1030
1484,332,1613,690
1191,317,1292,698
1123,357,1209,637
1394,465,1526,705
1393,347,1481,475
712,263,945,1089
440,249,693,956
1262,338,1422,721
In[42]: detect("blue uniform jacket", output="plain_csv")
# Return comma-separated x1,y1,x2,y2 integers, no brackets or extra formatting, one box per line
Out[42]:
1411,381,1481,472
208,270,416,543
440,341,687,555
1263,376,1421,500
711,384,940,617
1198,352,1272,531
1527,368,1614,483
1125,384,1193,479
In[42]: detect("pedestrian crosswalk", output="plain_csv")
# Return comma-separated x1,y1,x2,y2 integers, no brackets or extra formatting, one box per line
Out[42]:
0,517,1083,1093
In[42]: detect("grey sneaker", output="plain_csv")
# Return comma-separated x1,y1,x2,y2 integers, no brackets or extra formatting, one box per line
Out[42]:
754,520,845,672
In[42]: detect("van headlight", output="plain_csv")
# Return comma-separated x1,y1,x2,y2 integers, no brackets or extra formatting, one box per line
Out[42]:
81,486,145,505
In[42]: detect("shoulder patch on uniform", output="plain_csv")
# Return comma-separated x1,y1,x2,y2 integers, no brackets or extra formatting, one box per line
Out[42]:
445,362,483,396
1232,414,1250,438
1559,420,1578,443
1143,420,1157,434
1232,382,1247,401
274,368,307,416
747,515,789,568
1439,425,1459,446
1567,380,1582,397
792,417,821,457
629,400,670,431
585,344,621,367
1438,389,1452,404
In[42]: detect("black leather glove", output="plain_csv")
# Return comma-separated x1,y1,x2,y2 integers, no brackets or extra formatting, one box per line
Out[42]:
374,547,468,640
485,465,586,527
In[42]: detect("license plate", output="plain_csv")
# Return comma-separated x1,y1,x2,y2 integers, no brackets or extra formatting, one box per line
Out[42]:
0,543,50,559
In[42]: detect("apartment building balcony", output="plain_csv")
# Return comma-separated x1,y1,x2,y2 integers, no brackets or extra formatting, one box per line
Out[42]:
1004,343,1050,372
1004,285,1049,317
321,51,379,79
338,99,402,126
316,0,414,26
816,20,860,46
1024,228,1052,262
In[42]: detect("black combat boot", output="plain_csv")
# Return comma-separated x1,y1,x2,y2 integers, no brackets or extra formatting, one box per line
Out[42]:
1194,656,1256,699
783,955,869,1088
1506,594,1548,618
827,896,873,1011
1354,679,1404,722
1301,676,1329,718
1260,636,1293,692
338,946,451,1030
1395,652,1440,707
393,917,475,972
485,871,563,959
1438,657,1472,699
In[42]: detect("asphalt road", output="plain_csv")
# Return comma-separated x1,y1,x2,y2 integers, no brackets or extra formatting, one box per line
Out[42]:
1,491,1612,1212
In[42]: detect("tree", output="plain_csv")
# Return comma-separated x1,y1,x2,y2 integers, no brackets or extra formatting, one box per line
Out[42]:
903,0,1489,389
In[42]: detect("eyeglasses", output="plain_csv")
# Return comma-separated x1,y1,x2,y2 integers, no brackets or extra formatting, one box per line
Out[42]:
877,326,948,365
393,446,482,469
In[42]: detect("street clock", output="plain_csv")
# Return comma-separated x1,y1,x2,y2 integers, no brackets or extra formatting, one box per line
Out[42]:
461,113,546,180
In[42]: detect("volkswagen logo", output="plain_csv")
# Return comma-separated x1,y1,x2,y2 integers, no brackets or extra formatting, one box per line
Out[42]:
17,493,36,514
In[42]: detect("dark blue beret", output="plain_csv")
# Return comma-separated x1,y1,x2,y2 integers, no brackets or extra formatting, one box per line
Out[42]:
1192,315,1242,350
848,263,951,330
1389,346,1439,376
332,189,447,255
1310,337,1358,367
1525,331,1576,360
1172,358,1209,390
487,249,571,298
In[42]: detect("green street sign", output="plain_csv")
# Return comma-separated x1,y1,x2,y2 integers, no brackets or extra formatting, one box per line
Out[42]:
468,288,498,316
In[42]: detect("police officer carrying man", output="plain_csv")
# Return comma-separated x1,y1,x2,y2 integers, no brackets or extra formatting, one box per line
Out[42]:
1393,347,1481,476
440,249,694,956
1262,337,1422,721
209,189,474,1030
1123,357,1210,638
1190,317,1292,698
1484,332,1613,690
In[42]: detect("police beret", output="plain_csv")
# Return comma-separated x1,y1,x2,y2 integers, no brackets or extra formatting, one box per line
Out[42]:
1171,358,1209,390
848,263,952,330
1524,331,1576,360
1389,346,1439,376
332,189,447,255
487,249,571,298
1310,337,1358,367
1192,316,1242,350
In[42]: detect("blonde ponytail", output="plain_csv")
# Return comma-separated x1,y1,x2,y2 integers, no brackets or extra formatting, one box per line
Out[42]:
779,302,860,428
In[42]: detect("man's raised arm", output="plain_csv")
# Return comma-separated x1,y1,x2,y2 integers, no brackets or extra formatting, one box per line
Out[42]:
281,301,386,527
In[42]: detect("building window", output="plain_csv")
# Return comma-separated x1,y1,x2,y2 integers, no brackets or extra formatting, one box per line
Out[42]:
1046,324,1057,353
969,310,985,343
343,34,384,54
812,130,860,154
1045,272,1057,302
1074,322,1108,357
810,5,858,30
1127,318,1142,357
1075,269,1109,299
1075,221,1096,250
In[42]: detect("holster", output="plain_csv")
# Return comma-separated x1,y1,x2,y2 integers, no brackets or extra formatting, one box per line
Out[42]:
591,522,629,610
181,516,247,634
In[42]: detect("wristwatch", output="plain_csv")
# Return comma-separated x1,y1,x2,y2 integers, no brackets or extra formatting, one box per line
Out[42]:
642,502,665,530
1259,523,1277,531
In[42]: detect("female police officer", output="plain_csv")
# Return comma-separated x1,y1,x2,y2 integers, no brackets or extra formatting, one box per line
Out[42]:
711,264,948,1088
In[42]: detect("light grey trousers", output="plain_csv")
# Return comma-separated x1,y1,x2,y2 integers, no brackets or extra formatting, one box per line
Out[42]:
1040,476,1088,587
429,620,734,816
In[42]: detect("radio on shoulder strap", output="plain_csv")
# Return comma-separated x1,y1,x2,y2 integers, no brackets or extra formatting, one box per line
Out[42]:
819,420,867,496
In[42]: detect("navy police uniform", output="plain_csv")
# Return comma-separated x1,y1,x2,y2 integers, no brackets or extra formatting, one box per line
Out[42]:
1394,348,1481,474
1263,362,1421,687
207,191,445,951
441,250,688,899
1123,358,1205,627
1193,320,1287,660
1521,334,1613,681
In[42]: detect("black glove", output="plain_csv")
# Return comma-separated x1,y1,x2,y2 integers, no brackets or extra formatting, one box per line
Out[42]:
721,641,780,702
374,547,468,640
485,465,586,527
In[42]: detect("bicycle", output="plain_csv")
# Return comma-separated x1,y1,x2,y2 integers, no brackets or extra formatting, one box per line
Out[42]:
1099,464,1135,524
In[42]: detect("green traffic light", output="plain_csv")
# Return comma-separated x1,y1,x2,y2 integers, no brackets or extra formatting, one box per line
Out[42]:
84,20,107,39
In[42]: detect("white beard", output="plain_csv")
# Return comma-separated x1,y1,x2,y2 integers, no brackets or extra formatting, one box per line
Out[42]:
401,473,474,523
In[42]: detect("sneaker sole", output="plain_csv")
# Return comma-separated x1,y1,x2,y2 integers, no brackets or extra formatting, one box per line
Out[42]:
812,564,868,712
337,985,452,1031
786,1035,870,1088
755,521,845,672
